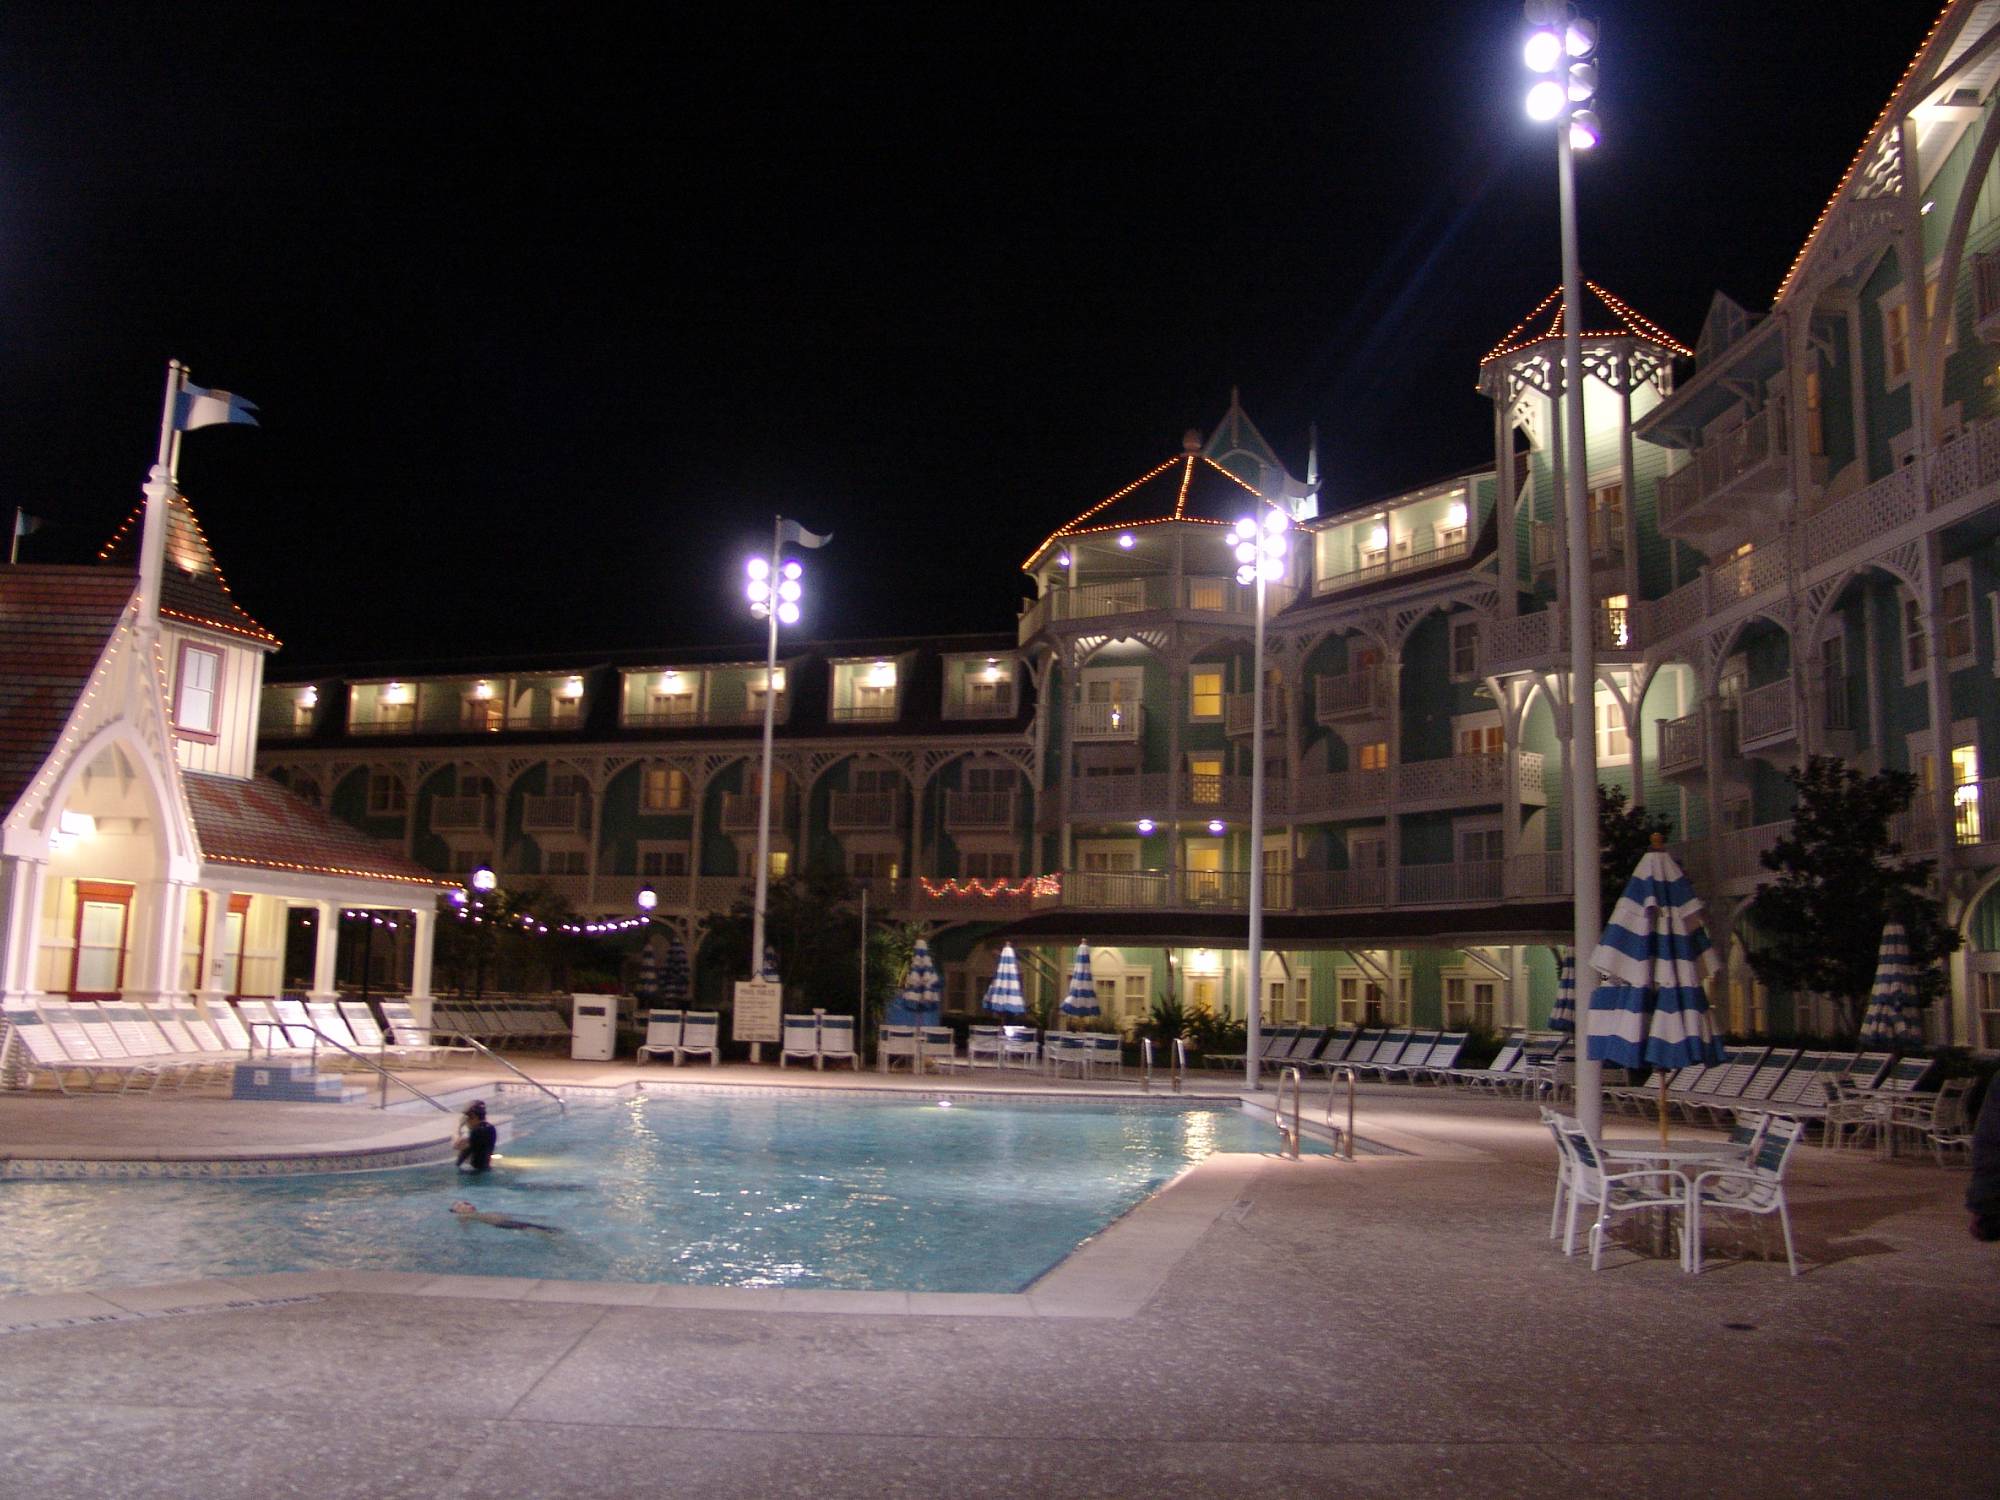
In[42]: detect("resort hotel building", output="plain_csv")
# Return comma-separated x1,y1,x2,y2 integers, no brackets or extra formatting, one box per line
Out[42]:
10,1,2000,1054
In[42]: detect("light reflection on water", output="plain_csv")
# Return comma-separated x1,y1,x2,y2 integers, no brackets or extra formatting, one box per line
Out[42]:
0,1096,1313,1296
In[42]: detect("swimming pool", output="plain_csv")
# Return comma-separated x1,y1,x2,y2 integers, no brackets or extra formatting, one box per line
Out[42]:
0,1092,1319,1296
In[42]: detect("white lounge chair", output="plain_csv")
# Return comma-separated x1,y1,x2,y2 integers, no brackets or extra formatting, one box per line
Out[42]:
676,1010,720,1066
966,1025,1005,1068
780,1014,820,1068
877,1024,920,1073
1000,1025,1040,1068
2,1003,111,1094
636,1009,684,1066
921,1026,965,1071
379,999,477,1060
817,1015,860,1070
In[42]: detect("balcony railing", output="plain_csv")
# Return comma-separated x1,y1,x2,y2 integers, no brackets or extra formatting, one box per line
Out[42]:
1021,574,1297,637
1732,680,1796,752
720,791,796,831
1530,508,1624,570
1073,701,1144,741
1314,667,1390,722
1289,766,1392,819
1183,771,1254,817
831,700,901,723
1659,712,1705,774
1066,773,1169,820
619,703,703,729
1398,860,1504,905
828,789,904,831
1315,534,1472,594
1223,690,1286,736
943,789,1018,830
430,795,493,833
1397,751,1545,807
1657,403,1789,529
521,793,587,833
1479,603,1646,672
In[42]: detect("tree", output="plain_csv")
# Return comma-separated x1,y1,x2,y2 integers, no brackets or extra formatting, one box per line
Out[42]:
1744,756,1961,1036
701,866,866,1013
1599,783,1675,922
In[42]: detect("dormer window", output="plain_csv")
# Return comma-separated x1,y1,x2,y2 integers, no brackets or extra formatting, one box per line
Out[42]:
462,681,502,732
834,660,900,722
650,671,698,724
1438,498,1469,551
174,643,223,740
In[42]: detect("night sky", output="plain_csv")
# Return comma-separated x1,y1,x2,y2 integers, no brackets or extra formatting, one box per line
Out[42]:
0,1,1943,667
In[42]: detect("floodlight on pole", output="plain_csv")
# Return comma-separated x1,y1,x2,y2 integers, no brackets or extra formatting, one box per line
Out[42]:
1522,0,1606,1137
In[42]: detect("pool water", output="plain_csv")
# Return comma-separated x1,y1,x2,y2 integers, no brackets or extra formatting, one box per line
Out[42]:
0,1093,1315,1296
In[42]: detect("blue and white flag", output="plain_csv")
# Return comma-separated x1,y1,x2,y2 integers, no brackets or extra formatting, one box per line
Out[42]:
1586,847,1724,1070
983,943,1026,1016
1059,941,1099,1019
1859,921,1923,1047
777,518,831,550
1549,952,1576,1035
175,381,259,432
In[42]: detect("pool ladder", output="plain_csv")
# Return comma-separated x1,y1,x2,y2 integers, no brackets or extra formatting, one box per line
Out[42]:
1139,1036,1186,1093
1274,1064,1358,1162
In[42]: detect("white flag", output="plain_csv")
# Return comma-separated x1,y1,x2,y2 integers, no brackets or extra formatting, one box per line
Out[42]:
777,518,831,549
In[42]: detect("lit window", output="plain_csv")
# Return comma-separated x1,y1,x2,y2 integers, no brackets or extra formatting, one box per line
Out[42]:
174,645,223,737
640,764,689,812
1190,671,1223,719
1358,742,1388,772
1596,700,1630,762
1187,756,1223,803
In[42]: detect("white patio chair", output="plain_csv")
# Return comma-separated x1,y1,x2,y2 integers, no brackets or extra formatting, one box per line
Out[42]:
1687,1115,1807,1276
636,1009,684,1066
966,1025,1005,1068
1000,1025,1040,1069
920,1026,965,1071
817,1014,860,1071
1556,1121,1691,1271
1540,1107,1576,1241
1888,1077,1973,1160
877,1024,920,1073
676,1010,721,1066
779,1014,820,1069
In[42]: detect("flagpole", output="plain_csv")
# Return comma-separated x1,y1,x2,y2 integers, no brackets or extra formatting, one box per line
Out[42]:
8,508,19,566
749,514,783,1063
137,360,186,631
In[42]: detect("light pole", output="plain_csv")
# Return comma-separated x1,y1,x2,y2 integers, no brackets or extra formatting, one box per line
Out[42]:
1525,2,1606,1135
1230,509,1289,1092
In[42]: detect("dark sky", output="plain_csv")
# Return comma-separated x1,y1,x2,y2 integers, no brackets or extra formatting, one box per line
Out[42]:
0,1,1942,667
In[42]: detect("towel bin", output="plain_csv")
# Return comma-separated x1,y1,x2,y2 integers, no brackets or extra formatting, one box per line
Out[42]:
570,994,618,1061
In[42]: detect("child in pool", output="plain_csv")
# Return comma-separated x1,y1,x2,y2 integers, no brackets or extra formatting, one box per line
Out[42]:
449,1200,562,1234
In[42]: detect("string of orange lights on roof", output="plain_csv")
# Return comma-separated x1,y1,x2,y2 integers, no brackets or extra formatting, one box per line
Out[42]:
1172,454,1195,517
94,491,280,646
1774,2,1951,305
1020,454,1184,566
202,851,447,887
1481,282,1692,365
1022,450,1284,567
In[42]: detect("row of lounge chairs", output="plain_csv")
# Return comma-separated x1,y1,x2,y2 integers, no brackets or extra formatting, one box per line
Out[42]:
428,1000,570,1049
0,995,467,1095
780,1013,860,1070
1202,1025,1573,1093
635,1009,721,1066
1607,1048,1914,1130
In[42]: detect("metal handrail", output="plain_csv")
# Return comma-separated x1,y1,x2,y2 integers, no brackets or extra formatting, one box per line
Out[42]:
1141,1036,1191,1095
1324,1065,1357,1161
1276,1065,1303,1160
1172,1036,1187,1094
243,1020,452,1113
454,1033,568,1113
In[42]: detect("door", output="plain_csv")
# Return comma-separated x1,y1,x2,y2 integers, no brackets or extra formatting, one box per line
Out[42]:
70,884,132,997
1183,842,1223,903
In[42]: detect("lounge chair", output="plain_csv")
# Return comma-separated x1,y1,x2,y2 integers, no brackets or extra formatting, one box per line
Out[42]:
1043,1032,1088,1077
337,1001,444,1067
817,1015,860,1070
676,1010,720,1066
877,1024,920,1073
1440,1034,1523,1090
1000,1025,1040,1068
966,1024,1005,1068
1205,1026,1290,1071
921,1026,966,1071
378,999,478,1060
779,1013,820,1068
1265,1027,1326,1074
2,1003,112,1093
1687,1116,1807,1276
48,1002,183,1093
1306,1026,1360,1074
636,1009,684,1066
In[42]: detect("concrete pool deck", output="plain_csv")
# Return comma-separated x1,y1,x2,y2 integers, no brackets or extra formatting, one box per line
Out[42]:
0,1069,1994,1497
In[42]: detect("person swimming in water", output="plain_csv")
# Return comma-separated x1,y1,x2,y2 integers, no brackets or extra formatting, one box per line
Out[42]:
449,1200,562,1234
455,1100,497,1173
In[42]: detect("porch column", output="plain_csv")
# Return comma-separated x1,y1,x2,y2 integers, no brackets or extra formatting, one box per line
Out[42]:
127,878,192,1003
197,887,232,1001
408,903,437,1028
1495,400,1518,613
0,855,49,1000
309,898,340,1001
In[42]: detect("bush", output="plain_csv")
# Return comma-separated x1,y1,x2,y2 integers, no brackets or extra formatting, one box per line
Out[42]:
1181,1003,1245,1060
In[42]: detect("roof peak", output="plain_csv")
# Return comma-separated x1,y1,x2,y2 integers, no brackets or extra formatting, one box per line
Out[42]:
1481,280,1692,365
97,489,278,647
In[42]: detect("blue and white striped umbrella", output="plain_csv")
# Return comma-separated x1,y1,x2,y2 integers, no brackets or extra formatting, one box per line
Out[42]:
983,943,1027,1016
659,936,691,1003
1549,952,1577,1035
1859,920,1923,1047
634,939,661,1003
761,945,781,984
1059,941,1100,1019
888,938,942,1026
1586,846,1724,1071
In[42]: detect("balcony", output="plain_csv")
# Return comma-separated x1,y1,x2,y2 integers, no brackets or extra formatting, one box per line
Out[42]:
1073,701,1144,742
521,793,587,834
1529,508,1625,574
828,789,904,832
1021,575,1298,641
430,795,493,833
1398,860,1504,905
1658,712,1707,777
1479,603,1646,673
1315,534,1473,595
1223,690,1286,737
1183,770,1253,818
943,789,1017,832
620,703,703,730
1289,766,1391,820
1731,681,1796,756
1065,773,1168,821
1314,667,1390,724
1397,751,1546,809
1657,404,1791,539
720,791,797,832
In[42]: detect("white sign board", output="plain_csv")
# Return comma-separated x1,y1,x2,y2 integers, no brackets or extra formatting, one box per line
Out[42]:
732,979,783,1044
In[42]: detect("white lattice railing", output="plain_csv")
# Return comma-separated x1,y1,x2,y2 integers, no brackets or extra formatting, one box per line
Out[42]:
1733,680,1796,748
1659,712,1703,772
1398,752,1506,804
1224,690,1287,735
429,795,491,833
1065,773,1168,819
828,790,903,830
1314,667,1389,720
943,789,1016,829
1658,404,1789,529
520,794,585,833
1073,701,1144,740
1290,767,1391,817
1482,609,1556,667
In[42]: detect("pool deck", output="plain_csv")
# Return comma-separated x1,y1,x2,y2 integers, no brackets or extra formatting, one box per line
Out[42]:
0,1063,1995,1497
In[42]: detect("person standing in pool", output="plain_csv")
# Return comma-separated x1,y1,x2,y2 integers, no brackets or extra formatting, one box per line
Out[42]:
456,1100,497,1173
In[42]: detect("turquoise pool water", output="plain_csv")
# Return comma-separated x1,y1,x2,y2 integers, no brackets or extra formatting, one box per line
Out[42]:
0,1093,1316,1295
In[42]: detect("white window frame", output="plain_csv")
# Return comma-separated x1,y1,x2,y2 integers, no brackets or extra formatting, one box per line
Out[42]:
1454,817,1504,866
1594,693,1632,765
640,763,690,813
1941,561,1975,670
1903,591,1930,686
1453,710,1504,757
173,642,224,740
1188,667,1225,722
1448,618,1480,681
636,841,691,878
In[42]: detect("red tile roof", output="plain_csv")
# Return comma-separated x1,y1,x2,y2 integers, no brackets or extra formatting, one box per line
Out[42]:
97,490,279,646
184,771,442,888
0,566,135,818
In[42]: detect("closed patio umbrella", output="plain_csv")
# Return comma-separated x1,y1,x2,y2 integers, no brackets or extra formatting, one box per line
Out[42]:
1058,941,1099,1025
1858,921,1923,1047
983,943,1027,1017
659,935,691,1004
633,938,661,1005
1549,951,1576,1034
888,938,941,1026
1587,835,1724,1143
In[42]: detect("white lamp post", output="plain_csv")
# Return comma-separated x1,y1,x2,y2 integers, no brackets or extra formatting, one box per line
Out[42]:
1525,1,1606,1135
744,532,807,1013
1231,509,1289,1092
